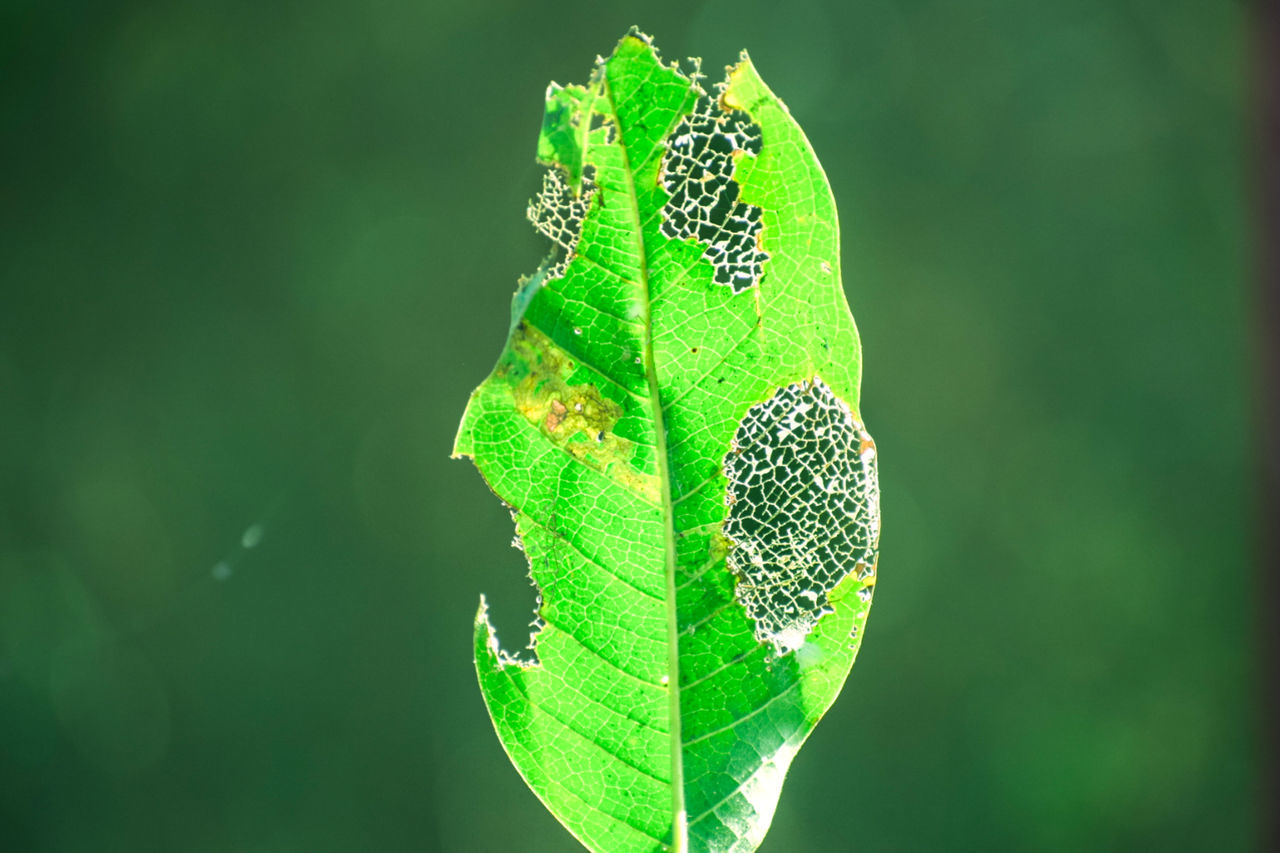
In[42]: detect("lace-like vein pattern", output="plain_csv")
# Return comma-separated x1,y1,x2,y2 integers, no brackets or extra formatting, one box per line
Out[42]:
723,377,880,652
660,98,769,293
527,164,597,280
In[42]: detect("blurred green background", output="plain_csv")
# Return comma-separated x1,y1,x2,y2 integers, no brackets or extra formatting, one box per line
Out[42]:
0,0,1260,850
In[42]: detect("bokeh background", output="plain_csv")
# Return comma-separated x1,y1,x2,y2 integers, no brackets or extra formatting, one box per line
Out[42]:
0,0,1263,850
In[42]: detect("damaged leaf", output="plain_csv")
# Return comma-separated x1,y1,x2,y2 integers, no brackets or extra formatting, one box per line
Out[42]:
453,29,879,853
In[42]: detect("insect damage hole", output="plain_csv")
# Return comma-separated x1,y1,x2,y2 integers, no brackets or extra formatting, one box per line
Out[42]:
527,164,597,282
722,377,880,653
479,514,546,669
660,93,769,293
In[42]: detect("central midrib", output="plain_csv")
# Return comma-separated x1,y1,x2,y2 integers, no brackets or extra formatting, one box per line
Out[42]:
599,71,688,853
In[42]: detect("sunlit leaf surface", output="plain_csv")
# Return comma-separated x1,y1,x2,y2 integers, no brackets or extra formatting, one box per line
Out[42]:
453,29,880,853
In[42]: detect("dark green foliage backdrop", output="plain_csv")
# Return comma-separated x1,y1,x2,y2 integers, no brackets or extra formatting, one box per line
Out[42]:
0,1,1259,850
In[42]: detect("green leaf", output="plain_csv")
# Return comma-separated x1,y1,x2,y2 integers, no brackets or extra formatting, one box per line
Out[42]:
453,29,880,853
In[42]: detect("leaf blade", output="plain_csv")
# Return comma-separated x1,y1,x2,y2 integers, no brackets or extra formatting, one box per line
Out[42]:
455,30,879,853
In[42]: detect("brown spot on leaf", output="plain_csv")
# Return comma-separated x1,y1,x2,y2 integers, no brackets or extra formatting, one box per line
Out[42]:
545,399,568,431
498,322,658,503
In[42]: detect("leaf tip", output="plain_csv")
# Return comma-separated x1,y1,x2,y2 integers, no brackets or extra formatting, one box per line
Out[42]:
623,24,653,44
